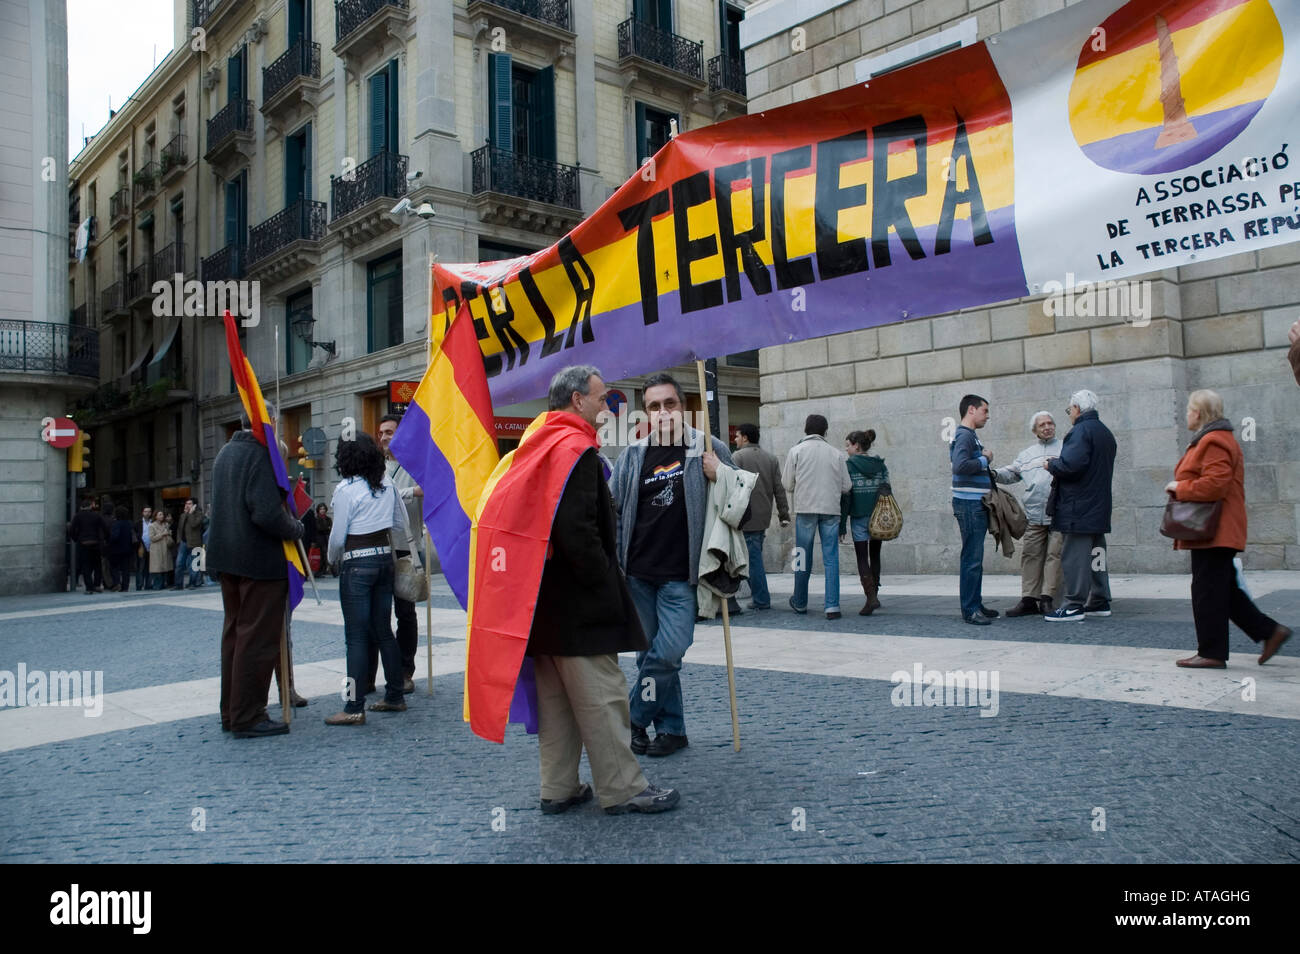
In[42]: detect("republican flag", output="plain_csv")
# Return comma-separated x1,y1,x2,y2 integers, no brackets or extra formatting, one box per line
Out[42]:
388,301,500,609
223,311,307,609
465,411,604,743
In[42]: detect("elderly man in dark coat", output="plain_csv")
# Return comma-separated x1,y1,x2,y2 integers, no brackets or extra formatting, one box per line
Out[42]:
207,402,303,738
529,365,679,816
1044,389,1118,622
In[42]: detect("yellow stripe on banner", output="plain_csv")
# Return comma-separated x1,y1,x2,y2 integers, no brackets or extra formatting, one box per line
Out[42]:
1069,0,1282,145
420,360,498,523
465,123,1014,359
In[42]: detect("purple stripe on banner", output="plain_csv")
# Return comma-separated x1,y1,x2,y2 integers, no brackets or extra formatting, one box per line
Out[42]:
487,205,1026,406
1079,101,1266,175
289,570,303,610
508,656,538,734
259,421,292,494
390,400,473,608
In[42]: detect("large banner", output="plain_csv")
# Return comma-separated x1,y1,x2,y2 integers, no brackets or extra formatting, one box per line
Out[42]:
435,0,1299,406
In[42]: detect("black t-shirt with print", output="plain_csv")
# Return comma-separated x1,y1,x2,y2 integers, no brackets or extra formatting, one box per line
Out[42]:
627,445,689,582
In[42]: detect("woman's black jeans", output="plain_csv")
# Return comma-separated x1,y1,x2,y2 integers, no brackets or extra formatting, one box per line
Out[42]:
339,554,404,712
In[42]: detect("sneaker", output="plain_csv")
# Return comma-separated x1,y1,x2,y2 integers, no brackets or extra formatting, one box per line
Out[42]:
788,597,807,615
646,732,689,757
1045,605,1085,622
963,613,992,626
540,783,593,815
325,711,366,726
630,723,649,755
1082,601,1111,617
826,610,841,620
604,784,681,815
1005,597,1041,618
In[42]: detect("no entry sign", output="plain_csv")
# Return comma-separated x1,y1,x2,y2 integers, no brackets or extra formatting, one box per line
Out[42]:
44,417,79,449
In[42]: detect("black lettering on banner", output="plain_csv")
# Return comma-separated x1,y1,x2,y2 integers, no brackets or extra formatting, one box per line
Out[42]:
486,281,529,371
440,286,461,337
771,144,817,289
714,157,773,302
673,171,724,314
617,189,671,325
558,236,596,349
814,129,871,280
470,305,502,378
517,265,564,358
871,115,928,268
935,112,992,255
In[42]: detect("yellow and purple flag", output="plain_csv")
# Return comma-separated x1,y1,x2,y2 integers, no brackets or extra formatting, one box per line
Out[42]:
223,311,307,609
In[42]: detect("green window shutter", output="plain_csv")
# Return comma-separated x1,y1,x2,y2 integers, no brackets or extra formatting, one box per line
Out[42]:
285,133,301,205
532,67,555,161
288,0,303,46
369,69,388,158
387,60,399,154
224,180,239,246
635,102,647,166
658,0,672,30
227,49,244,100
303,124,313,201
488,53,512,150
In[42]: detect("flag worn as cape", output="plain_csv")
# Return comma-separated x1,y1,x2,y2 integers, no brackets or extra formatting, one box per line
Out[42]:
465,411,604,743
223,311,307,609
388,301,499,609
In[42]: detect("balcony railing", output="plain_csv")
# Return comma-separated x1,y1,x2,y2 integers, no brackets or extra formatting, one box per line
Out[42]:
109,187,130,223
264,39,321,104
336,0,408,44
152,242,186,280
471,145,579,210
190,0,237,25
0,320,99,378
248,199,327,264
101,282,125,316
331,150,407,221
708,54,746,96
133,161,160,203
473,0,569,30
160,134,188,177
206,99,253,155
126,261,153,303
202,243,245,282
617,17,702,82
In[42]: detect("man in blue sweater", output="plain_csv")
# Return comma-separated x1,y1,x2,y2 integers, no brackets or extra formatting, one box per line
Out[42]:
950,394,1000,625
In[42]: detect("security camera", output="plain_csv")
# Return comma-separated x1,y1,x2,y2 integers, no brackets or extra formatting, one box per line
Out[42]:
389,197,411,216
405,170,423,182
414,202,435,220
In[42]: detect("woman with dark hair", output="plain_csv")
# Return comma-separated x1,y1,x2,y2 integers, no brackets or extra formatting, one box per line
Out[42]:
107,505,135,592
324,433,413,725
840,429,890,615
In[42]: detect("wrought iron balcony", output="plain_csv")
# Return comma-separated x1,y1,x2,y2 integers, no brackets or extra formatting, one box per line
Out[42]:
191,0,240,27
0,319,99,379
248,198,327,265
618,17,703,84
205,99,253,163
466,0,571,33
133,161,160,204
708,54,746,96
101,281,126,317
336,0,408,47
109,187,130,225
472,145,579,210
201,243,245,283
331,151,407,221
152,242,186,281
126,261,153,305
263,39,321,108
160,134,188,182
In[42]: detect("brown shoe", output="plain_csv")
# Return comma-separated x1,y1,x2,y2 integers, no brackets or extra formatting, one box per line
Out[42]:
1176,655,1226,669
325,711,365,726
1258,625,1292,665
368,700,407,712
289,691,308,708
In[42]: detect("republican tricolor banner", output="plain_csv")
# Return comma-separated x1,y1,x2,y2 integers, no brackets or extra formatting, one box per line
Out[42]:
431,0,1299,405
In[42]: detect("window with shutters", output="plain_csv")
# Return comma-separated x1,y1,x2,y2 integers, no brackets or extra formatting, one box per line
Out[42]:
224,170,247,248
285,124,312,203
635,102,676,167
487,54,555,161
366,251,403,354
368,60,399,158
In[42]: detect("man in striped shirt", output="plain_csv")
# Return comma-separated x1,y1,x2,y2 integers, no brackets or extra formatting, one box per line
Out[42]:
950,394,999,625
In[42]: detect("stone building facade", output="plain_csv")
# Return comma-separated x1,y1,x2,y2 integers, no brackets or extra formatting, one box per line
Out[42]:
739,0,1300,576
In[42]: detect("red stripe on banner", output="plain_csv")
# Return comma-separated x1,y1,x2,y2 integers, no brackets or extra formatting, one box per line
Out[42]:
1076,0,1253,69
444,302,497,438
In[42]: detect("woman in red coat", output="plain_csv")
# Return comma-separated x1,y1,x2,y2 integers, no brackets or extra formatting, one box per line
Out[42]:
1165,389,1291,668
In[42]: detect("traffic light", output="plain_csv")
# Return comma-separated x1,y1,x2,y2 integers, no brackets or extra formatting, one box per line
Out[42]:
296,435,314,469
67,432,90,472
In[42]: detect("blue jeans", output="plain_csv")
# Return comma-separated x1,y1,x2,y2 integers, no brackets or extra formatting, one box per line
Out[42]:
174,542,191,588
338,554,403,713
791,513,840,612
626,577,696,736
848,516,871,542
952,498,988,618
136,550,150,590
743,531,770,607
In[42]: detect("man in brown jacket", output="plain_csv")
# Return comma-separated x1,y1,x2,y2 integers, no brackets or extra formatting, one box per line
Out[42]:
732,424,789,610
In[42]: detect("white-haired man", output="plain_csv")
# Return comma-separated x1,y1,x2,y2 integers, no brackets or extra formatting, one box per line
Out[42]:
996,411,1064,616
1044,390,1117,622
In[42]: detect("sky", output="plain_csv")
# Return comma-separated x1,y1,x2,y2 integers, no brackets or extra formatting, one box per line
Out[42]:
68,0,176,161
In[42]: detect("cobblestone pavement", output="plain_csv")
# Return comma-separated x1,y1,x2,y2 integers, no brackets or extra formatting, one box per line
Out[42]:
1,573,1297,863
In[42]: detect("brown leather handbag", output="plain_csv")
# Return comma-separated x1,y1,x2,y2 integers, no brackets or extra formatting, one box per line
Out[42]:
1159,493,1222,542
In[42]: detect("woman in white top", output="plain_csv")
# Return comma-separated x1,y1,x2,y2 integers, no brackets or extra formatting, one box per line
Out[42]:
324,433,412,726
